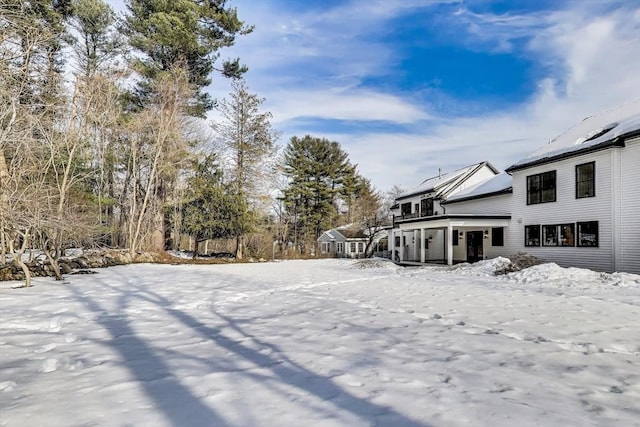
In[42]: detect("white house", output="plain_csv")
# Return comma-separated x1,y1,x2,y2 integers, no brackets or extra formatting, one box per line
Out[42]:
388,161,511,265
389,101,640,274
318,226,369,258
502,102,640,274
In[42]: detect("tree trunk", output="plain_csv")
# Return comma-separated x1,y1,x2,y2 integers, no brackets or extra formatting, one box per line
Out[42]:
235,235,243,259
9,233,31,288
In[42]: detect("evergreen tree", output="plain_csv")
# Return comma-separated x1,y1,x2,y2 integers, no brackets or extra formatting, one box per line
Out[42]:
211,79,279,258
281,135,356,254
124,0,252,116
181,154,250,258
70,0,123,78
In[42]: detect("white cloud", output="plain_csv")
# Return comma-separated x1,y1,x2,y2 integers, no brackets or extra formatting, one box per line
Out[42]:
268,87,430,124
210,1,640,191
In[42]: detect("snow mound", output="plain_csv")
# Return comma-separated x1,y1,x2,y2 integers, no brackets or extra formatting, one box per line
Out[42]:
451,257,512,276
507,263,640,288
352,258,401,270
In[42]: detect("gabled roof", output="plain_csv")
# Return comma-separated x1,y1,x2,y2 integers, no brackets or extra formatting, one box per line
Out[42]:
397,161,498,201
444,172,512,204
318,225,368,241
507,100,640,172
336,228,367,239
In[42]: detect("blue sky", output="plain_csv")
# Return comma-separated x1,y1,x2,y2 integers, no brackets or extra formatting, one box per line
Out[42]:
113,0,640,191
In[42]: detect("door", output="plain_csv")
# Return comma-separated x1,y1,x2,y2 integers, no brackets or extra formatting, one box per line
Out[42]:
466,231,484,263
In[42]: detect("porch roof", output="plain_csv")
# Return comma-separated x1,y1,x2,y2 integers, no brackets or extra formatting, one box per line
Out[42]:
395,214,510,230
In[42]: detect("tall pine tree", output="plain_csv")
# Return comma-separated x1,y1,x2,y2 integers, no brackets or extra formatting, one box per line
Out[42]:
281,136,356,254
211,79,279,258
124,0,252,116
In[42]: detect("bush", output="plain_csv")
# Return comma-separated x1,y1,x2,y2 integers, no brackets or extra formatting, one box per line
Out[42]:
495,252,544,275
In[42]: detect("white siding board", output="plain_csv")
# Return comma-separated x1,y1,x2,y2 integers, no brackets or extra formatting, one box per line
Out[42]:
619,138,640,274
510,150,615,272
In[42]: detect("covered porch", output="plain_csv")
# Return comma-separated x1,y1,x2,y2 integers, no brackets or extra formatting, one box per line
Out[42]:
389,214,510,265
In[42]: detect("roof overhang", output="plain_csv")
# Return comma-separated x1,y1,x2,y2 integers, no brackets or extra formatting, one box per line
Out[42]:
505,131,639,173
444,188,513,204
395,214,511,230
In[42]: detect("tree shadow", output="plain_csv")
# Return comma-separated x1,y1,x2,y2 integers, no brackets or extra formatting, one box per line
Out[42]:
67,282,230,427
118,277,431,427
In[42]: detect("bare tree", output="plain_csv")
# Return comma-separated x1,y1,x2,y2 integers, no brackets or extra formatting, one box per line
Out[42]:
122,65,195,256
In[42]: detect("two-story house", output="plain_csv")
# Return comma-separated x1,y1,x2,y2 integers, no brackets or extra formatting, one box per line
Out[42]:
503,102,640,273
390,101,640,274
389,161,511,265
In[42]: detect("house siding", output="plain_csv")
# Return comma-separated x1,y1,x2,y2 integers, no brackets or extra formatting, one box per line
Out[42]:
618,137,640,273
509,149,615,272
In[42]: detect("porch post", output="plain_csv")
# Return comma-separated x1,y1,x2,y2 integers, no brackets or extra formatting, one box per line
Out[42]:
420,228,426,263
447,225,453,266
390,229,395,261
399,232,404,262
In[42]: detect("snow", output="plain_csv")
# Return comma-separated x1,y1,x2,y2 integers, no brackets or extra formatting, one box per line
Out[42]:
509,99,640,169
1,259,639,427
398,163,480,199
445,172,512,202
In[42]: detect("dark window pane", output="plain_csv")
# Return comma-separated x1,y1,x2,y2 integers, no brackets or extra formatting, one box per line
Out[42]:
542,225,558,246
491,227,504,246
576,163,595,198
560,224,575,246
453,229,459,246
541,171,556,202
527,175,540,204
421,198,434,216
525,225,540,246
577,221,598,247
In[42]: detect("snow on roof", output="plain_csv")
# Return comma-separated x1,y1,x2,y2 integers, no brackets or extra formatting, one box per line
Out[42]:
445,172,512,203
509,100,640,170
398,162,485,200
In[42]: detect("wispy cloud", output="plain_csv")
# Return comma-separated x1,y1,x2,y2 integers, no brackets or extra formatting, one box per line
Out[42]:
211,0,640,191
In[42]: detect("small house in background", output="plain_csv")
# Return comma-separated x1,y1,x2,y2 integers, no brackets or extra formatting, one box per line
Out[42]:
318,226,369,258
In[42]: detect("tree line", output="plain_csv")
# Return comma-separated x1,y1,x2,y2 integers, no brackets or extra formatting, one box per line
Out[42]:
0,0,389,286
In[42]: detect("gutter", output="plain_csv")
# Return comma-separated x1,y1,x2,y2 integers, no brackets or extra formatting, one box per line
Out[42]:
505,129,640,173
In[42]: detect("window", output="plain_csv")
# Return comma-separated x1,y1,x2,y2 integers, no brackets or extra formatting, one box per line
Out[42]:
525,225,540,246
421,198,434,216
560,224,575,246
577,221,598,247
452,229,459,246
414,203,419,214
492,227,504,246
527,171,556,205
358,242,364,252
576,162,595,198
542,225,558,246
337,242,344,253
401,202,411,216
394,236,400,247
350,242,356,252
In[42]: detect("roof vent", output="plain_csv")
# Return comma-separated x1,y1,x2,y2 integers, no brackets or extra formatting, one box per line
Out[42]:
574,122,618,145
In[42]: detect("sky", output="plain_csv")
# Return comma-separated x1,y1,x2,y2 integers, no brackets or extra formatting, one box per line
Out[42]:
112,0,640,191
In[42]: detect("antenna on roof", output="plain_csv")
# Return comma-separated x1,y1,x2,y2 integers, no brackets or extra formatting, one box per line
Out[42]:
438,168,442,179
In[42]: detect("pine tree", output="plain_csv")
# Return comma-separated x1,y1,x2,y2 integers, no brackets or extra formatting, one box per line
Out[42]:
181,155,250,258
211,79,279,258
124,0,252,116
281,136,356,254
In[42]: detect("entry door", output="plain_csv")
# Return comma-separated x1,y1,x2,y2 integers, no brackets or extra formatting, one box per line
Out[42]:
466,231,484,263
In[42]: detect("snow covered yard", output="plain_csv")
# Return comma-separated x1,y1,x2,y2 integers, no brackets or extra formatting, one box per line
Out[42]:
1,259,638,427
